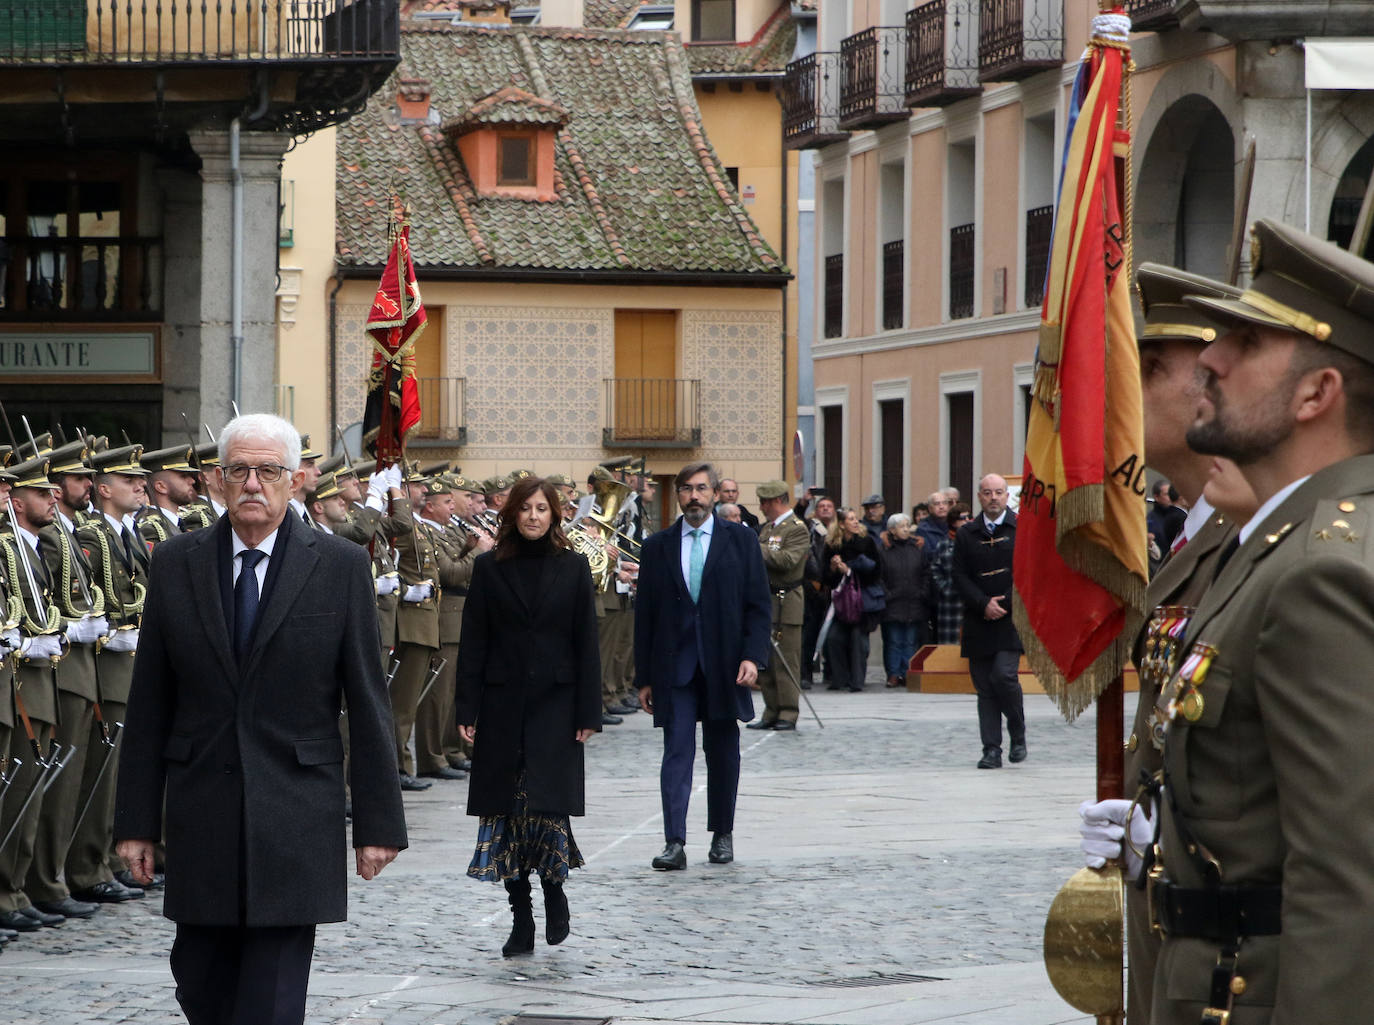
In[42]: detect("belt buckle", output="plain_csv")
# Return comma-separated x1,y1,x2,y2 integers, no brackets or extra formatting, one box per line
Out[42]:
1200,1012,1230,1025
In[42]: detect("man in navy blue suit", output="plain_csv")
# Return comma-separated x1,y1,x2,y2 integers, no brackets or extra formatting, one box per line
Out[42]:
636,462,772,870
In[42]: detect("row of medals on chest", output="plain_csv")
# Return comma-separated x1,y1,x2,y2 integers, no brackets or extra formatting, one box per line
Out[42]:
1142,604,1217,751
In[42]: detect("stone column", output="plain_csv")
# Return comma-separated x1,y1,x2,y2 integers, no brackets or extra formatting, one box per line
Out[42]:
184,126,291,427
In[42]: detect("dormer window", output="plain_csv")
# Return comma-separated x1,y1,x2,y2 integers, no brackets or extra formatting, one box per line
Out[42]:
692,0,734,41
498,133,536,187
444,86,569,202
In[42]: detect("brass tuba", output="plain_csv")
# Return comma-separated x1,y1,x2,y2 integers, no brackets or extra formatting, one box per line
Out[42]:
586,477,642,559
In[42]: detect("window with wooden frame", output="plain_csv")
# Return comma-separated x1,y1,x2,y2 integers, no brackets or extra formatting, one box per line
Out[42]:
692,0,734,41
496,133,536,188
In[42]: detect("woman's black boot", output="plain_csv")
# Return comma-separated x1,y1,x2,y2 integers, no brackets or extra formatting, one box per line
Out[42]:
542,877,570,945
502,876,535,957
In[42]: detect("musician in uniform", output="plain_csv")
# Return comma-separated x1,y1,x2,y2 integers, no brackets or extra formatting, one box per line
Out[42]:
0,457,73,931
746,481,808,732
1075,264,1250,1025
1147,220,1374,1024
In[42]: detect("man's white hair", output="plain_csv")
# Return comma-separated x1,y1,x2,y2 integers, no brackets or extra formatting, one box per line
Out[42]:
218,413,302,471
887,512,912,531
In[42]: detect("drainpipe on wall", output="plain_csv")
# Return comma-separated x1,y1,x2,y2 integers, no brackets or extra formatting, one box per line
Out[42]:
328,274,345,434
780,129,790,479
231,117,244,412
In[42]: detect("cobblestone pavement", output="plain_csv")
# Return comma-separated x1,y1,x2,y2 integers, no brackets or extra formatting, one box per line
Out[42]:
2,671,1108,1025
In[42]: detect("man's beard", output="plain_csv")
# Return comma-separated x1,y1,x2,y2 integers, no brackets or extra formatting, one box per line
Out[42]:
682,501,709,526
1186,373,1297,465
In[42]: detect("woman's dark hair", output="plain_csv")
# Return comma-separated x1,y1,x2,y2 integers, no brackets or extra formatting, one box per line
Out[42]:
946,502,971,533
494,477,570,559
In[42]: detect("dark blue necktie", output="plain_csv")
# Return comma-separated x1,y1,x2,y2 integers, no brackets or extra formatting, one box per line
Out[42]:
234,548,267,660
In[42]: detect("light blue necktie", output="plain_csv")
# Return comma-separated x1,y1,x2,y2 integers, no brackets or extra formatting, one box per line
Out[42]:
688,528,704,602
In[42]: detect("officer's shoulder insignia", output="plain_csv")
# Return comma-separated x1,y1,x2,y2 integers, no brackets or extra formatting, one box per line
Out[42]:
1308,497,1372,555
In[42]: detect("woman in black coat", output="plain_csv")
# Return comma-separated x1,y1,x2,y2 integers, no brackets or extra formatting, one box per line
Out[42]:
822,507,882,692
879,513,930,687
455,476,602,957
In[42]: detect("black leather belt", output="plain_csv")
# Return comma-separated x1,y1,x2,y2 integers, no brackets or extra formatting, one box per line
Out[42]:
1151,879,1281,941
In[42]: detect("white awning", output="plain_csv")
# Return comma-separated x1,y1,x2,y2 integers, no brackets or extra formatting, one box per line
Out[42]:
1305,39,1374,90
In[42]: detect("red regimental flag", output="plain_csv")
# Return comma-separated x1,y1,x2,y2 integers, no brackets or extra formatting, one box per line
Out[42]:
1012,25,1148,721
363,221,426,465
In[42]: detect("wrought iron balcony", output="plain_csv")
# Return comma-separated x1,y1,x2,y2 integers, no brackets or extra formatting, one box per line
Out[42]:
1024,204,1053,309
823,254,843,338
905,0,980,108
883,240,904,330
602,378,701,448
1124,0,1177,31
949,224,974,320
838,27,908,131
0,0,398,63
978,0,1061,83
782,51,848,150
413,376,467,445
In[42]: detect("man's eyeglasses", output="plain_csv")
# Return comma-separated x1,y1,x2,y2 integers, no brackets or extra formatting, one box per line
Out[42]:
676,482,715,495
223,463,289,484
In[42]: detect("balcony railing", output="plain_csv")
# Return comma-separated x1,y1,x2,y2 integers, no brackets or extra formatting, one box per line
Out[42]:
978,0,1061,82
905,0,981,108
824,254,843,338
883,240,904,330
782,51,849,150
1,234,162,318
949,224,974,320
413,376,467,444
0,0,399,64
602,378,701,448
1124,0,1177,30
838,27,908,130
1024,204,1053,309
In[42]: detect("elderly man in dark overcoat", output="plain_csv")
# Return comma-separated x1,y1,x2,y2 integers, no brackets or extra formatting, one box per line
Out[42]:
114,413,407,1025
636,461,772,871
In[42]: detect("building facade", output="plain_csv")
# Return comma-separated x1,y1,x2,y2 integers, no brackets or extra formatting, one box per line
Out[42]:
786,0,1374,512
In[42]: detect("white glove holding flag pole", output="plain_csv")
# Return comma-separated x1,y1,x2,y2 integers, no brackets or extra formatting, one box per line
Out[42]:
403,582,433,603
366,472,389,512
20,635,65,660
103,628,140,653
1079,798,1151,878
385,463,404,490
65,615,110,645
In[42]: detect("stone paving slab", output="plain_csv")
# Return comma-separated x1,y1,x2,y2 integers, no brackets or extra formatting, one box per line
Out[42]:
0,684,1114,1024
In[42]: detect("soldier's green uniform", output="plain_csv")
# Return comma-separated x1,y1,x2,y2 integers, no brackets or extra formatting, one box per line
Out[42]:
1149,221,1374,1024
751,481,809,729
0,458,67,922
389,467,440,779
136,444,198,552
68,446,150,894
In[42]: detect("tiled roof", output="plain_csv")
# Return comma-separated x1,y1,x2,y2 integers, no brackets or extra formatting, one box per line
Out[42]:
682,3,797,76
583,0,642,29
444,85,569,133
336,23,785,278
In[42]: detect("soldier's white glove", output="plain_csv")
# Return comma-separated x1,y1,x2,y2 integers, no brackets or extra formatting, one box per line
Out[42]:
375,575,400,597
402,582,433,603
65,615,110,645
366,472,389,511
103,628,140,653
1079,798,1150,878
20,634,64,660
384,463,404,490
0,627,21,651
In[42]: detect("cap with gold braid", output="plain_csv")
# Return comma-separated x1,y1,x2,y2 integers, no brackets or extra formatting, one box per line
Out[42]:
299,434,323,461
448,474,482,494
195,441,220,468
16,431,52,461
47,439,95,477
141,444,196,474
9,456,59,491
352,459,376,480
91,444,148,476
1136,263,1242,346
312,472,343,501
420,459,451,478
1185,219,1374,363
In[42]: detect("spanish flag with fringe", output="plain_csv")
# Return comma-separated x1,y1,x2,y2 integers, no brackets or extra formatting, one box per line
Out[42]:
1012,13,1148,722
362,217,426,465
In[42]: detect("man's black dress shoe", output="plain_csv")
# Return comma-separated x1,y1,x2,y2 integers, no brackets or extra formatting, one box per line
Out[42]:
770,720,797,731
745,718,776,730
448,756,473,772
651,840,686,871
418,766,467,780
0,910,39,932
606,702,637,715
115,869,162,891
18,906,64,927
621,693,642,710
0,927,18,940
398,772,432,791
708,832,734,864
602,712,624,725
977,748,1002,769
1009,740,1028,763
73,879,143,902
33,896,98,918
